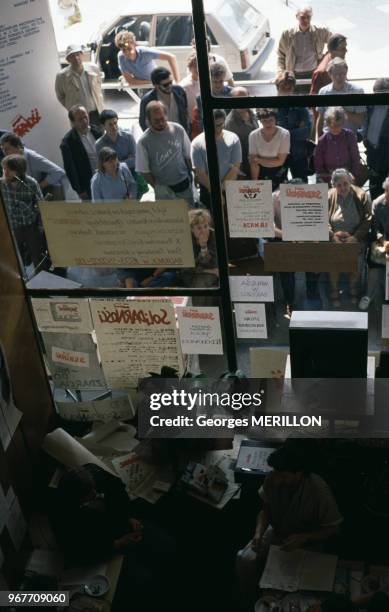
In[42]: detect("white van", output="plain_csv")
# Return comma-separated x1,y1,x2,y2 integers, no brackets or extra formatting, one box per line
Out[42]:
89,0,271,82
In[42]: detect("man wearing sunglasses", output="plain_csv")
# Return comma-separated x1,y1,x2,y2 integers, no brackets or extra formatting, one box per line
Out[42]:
139,67,189,134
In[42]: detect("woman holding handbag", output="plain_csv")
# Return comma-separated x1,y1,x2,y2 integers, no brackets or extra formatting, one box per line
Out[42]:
359,177,389,310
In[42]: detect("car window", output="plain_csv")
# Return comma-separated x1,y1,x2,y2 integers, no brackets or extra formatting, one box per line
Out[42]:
156,16,193,46
108,15,152,42
218,0,258,43
155,16,217,47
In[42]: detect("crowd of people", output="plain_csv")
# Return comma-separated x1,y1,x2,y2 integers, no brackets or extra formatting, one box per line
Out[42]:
0,5,389,312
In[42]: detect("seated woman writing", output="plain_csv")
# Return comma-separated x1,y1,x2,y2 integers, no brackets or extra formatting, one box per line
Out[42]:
328,168,371,306
236,445,342,611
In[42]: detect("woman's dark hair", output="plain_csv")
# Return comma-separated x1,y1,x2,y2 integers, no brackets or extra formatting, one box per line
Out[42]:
151,66,171,85
327,34,347,53
267,446,310,474
2,153,27,178
57,467,95,505
99,109,118,125
256,108,278,121
97,146,118,172
0,132,23,149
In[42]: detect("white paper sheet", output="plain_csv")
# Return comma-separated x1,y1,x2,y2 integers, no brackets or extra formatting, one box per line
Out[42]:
279,183,329,242
31,298,93,333
177,307,223,355
234,303,267,339
90,299,184,388
56,395,135,423
42,428,115,475
225,180,274,238
42,332,106,390
236,446,273,471
260,545,337,592
229,276,274,302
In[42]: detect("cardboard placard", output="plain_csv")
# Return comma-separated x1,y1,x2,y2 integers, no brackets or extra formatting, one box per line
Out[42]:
264,242,359,272
41,332,106,390
90,299,184,388
31,298,93,333
39,201,195,268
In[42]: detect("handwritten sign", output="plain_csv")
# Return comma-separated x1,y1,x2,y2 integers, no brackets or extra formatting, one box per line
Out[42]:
234,303,267,339
52,347,90,368
0,0,69,165
225,180,274,238
42,332,106,390
90,299,184,388
280,184,329,241
39,201,195,268
177,307,223,355
31,298,93,333
229,276,274,302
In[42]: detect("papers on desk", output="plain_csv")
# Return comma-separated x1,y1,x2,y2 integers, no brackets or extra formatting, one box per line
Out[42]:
79,420,138,454
260,545,337,592
236,445,273,473
56,395,135,423
42,428,116,475
111,452,163,504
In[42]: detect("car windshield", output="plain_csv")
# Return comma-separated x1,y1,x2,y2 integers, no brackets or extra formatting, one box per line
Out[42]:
217,0,258,44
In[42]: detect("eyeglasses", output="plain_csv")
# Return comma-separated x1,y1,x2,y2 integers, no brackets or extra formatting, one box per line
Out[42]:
159,80,173,87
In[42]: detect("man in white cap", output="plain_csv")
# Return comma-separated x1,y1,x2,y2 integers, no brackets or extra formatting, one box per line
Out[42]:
55,44,104,125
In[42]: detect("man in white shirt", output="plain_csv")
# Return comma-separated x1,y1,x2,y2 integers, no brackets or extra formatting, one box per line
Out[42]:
136,101,193,205
55,44,104,125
